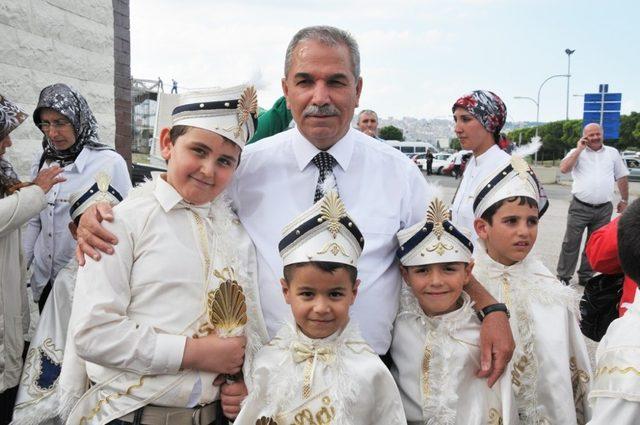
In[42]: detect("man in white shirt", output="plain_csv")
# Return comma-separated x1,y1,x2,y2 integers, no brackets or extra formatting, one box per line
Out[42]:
75,25,514,388
557,123,629,285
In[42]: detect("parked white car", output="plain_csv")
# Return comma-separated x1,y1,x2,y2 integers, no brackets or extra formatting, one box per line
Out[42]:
432,152,453,174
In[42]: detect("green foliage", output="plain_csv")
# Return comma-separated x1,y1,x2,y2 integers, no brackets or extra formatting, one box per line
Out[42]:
450,137,461,151
379,125,404,141
506,113,640,161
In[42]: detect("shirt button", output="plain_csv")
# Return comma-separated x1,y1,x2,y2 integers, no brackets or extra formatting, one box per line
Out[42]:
48,255,51,258
48,233,52,237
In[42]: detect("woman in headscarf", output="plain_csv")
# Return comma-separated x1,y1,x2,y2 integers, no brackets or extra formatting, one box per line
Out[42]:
450,90,512,240
23,84,132,310
0,94,64,424
450,90,549,242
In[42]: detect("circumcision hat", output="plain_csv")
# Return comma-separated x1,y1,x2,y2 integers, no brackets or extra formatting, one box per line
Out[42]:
69,171,124,221
279,190,364,267
472,155,549,219
396,197,473,266
171,84,258,149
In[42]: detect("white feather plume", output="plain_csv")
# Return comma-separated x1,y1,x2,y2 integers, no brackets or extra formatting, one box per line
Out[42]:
511,139,542,158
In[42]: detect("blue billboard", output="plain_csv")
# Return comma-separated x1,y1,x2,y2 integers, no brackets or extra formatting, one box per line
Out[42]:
582,84,622,140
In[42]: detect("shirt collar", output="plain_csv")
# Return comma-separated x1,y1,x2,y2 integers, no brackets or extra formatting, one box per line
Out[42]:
66,146,89,172
292,126,355,172
152,172,187,212
473,144,501,167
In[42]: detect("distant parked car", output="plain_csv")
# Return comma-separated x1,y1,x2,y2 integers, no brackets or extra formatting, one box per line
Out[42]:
442,151,472,177
412,151,439,171
625,157,640,182
432,152,453,174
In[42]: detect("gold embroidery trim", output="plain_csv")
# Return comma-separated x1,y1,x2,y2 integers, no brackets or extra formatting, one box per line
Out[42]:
570,357,590,425
488,408,503,425
79,376,146,424
421,343,432,400
291,395,335,425
596,365,640,377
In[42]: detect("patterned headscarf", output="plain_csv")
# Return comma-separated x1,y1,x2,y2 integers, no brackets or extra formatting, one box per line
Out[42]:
34,83,112,168
0,94,28,197
452,90,507,135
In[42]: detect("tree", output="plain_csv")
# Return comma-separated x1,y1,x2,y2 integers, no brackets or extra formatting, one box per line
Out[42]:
450,137,461,151
379,125,404,141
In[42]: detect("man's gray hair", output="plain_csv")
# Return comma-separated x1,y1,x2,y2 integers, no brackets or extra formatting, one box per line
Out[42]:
284,26,361,79
358,109,378,122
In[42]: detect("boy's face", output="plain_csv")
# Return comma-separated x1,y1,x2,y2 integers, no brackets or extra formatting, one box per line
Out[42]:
401,262,472,316
474,200,539,266
281,264,359,339
159,126,240,205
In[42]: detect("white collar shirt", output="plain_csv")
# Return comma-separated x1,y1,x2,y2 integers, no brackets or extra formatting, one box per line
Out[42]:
22,148,131,300
451,145,510,242
229,127,432,354
565,145,629,205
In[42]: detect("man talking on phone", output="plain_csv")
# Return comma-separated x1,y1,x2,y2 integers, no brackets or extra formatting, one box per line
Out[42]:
556,122,629,286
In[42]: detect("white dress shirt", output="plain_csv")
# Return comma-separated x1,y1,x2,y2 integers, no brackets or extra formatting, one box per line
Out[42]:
229,127,431,354
588,289,640,425
451,145,510,241
23,147,131,300
564,145,629,205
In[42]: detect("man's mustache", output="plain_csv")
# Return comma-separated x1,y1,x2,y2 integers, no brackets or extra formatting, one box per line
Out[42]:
303,104,340,117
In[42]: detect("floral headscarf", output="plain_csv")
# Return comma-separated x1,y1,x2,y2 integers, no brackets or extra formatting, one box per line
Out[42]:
452,90,507,135
34,83,112,168
0,94,28,196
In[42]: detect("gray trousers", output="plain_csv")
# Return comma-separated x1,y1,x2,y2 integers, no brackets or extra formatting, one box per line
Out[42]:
556,197,613,281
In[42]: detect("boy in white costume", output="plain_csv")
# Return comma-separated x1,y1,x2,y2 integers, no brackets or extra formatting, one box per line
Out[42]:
235,190,406,425
66,86,268,425
588,198,640,423
391,197,518,425
471,155,593,424
12,174,124,425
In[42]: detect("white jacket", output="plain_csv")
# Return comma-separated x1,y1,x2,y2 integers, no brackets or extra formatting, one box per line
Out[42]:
0,185,46,392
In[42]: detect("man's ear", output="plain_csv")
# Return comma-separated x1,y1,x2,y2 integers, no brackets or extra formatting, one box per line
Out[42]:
280,278,291,305
354,77,363,108
281,78,291,109
474,218,489,240
463,261,474,285
159,127,173,161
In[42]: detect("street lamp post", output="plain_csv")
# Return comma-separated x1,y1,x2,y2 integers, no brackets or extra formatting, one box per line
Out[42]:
565,49,575,120
514,73,569,163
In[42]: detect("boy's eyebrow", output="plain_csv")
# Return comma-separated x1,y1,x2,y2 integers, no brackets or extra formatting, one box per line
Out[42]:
191,141,212,151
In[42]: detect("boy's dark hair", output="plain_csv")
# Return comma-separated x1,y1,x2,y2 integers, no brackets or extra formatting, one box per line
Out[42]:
618,198,640,283
283,261,358,285
168,125,241,165
480,196,538,224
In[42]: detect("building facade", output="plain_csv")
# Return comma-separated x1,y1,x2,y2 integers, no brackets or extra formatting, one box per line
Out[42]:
0,0,131,177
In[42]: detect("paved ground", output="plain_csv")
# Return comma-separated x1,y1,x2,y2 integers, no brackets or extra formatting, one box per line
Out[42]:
422,172,639,366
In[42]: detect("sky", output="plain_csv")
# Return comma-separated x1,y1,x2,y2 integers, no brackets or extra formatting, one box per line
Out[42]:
130,0,639,124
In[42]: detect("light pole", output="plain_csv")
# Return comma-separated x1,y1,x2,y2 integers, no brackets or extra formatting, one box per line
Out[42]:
514,73,569,163
565,49,575,120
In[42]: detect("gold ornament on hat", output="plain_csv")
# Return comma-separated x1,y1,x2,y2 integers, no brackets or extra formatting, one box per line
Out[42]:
319,190,346,239
235,85,258,139
424,197,453,256
199,267,247,338
426,198,450,239
93,171,113,203
511,155,530,180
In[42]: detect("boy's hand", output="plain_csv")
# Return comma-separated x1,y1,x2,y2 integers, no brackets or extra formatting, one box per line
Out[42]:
182,334,246,374
214,376,248,419
477,312,515,388
75,202,117,265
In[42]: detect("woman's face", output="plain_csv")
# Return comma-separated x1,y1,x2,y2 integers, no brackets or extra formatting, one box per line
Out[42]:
38,108,76,151
453,108,494,154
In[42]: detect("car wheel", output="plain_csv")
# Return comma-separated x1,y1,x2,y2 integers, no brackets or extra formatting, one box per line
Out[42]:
437,166,443,175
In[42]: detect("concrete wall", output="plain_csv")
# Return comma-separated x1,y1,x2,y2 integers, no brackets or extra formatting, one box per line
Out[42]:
0,0,116,178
